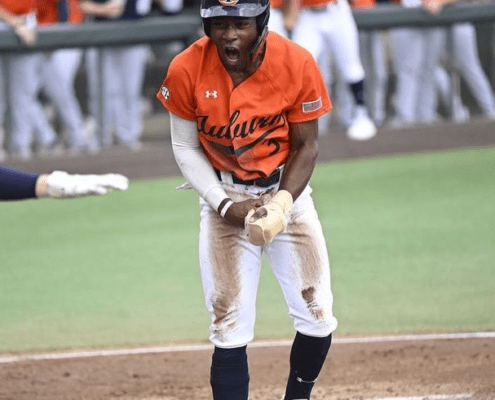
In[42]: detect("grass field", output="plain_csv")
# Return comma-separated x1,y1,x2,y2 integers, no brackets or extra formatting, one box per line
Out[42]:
1,146,494,354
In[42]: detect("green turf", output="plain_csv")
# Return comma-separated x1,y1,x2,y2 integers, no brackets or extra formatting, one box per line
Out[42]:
1,146,494,353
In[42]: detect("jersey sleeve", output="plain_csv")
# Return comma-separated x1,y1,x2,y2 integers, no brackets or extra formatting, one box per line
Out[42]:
0,166,38,201
286,57,332,124
156,54,197,121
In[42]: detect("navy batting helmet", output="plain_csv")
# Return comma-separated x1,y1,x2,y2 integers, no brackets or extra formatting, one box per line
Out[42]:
200,0,270,39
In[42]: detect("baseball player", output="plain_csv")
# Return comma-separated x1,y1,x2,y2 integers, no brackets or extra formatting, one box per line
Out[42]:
424,0,495,121
81,0,153,150
389,0,445,126
37,0,100,155
336,0,388,128
0,0,61,160
156,0,338,399
0,165,128,200
268,0,377,140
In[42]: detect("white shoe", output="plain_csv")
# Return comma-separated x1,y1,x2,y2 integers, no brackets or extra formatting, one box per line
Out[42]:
347,109,377,141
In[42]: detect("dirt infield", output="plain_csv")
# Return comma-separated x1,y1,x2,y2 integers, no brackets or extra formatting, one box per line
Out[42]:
0,335,494,400
2,115,495,400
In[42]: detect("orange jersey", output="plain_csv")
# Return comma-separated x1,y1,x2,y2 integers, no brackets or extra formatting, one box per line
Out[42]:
157,32,331,181
37,0,58,25
68,0,84,24
36,0,84,25
270,0,333,10
0,0,36,15
350,0,375,9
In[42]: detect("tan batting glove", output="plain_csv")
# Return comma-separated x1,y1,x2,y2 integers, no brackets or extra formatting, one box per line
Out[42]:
245,190,293,246
43,171,129,198
14,23,37,46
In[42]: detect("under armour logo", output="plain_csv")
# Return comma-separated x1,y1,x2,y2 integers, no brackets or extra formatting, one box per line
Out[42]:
205,90,218,98
161,86,170,100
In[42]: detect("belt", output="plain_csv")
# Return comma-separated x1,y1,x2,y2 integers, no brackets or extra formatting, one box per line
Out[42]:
215,169,281,188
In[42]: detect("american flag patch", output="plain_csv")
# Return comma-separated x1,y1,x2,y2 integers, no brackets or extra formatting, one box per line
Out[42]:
302,97,322,113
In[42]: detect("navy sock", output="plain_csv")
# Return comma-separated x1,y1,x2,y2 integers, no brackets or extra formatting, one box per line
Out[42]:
210,346,249,400
349,80,365,106
283,332,332,400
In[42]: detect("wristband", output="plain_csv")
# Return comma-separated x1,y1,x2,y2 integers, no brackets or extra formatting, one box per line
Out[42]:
217,198,234,217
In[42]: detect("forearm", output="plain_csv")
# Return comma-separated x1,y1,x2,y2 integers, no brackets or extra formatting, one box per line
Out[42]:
170,113,229,212
279,134,318,202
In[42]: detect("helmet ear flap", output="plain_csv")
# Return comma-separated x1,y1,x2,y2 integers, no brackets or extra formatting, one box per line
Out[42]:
256,8,269,37
202,18,211,37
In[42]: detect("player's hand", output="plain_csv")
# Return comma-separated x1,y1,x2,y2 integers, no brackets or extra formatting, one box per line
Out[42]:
14,23,37,46
245,190,293,246
223,198,264,228
104,0,125,18
44,171,129,198
423,0,443,15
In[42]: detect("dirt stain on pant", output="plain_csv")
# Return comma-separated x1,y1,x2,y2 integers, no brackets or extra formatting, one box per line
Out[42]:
208,210,244,341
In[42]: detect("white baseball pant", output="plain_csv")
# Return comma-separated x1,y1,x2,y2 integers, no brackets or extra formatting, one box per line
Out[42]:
198,181,338,348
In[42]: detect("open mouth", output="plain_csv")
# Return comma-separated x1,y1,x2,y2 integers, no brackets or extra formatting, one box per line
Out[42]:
224,46,240,63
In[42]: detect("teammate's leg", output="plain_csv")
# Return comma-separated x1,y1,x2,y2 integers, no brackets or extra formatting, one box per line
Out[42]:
390,27,422,123
323,0,376,139
114,45,148,148
416,27,444,123
453,23,495,117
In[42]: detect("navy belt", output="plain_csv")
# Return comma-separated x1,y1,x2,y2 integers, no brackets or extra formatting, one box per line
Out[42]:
215,169,281,188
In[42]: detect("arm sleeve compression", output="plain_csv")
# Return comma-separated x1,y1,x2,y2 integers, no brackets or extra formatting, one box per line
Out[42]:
170,113,229,211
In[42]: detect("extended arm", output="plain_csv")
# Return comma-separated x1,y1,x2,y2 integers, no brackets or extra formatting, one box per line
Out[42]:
0,166,128,201
79,0,125,18
423,0,464,15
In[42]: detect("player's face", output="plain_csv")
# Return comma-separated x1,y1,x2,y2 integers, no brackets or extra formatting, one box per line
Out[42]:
210,17,258,72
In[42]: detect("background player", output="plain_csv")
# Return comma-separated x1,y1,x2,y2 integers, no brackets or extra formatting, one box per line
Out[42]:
0,0,61,160
81,0,153,151
268,0,377,140
156,0,338,399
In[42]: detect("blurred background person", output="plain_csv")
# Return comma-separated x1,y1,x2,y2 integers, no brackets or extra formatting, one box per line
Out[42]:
81,0,153,151
0,0,61,161
269,0,377,140
388,0,445,127
37,0,100,156
424,0,495,122
336,0,389,129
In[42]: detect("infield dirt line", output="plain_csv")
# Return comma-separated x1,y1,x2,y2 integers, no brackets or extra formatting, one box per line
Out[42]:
1,331,493,364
